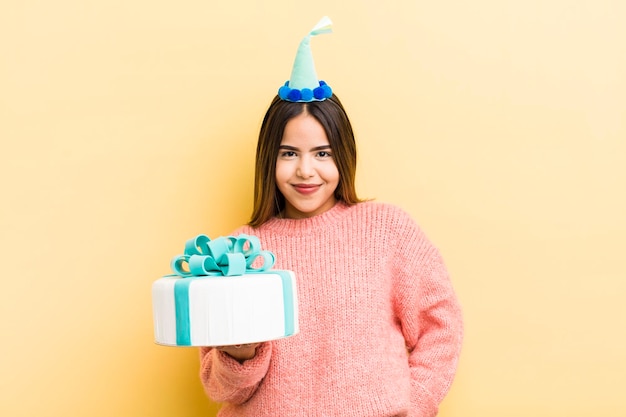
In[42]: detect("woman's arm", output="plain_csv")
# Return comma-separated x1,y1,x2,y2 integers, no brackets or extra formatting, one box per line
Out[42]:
405,259,463,417
392,215,464,417
198,342,272,405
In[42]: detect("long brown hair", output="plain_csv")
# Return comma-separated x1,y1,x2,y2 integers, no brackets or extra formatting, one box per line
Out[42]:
249,94,362,227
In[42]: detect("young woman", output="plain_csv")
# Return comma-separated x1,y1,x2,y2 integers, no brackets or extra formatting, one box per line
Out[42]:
198,94,463,417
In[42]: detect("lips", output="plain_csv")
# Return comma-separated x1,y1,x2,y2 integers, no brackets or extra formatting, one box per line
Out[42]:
292,184,320,195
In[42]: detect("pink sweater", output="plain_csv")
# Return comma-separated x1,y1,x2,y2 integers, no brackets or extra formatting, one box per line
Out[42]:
199,201,463,417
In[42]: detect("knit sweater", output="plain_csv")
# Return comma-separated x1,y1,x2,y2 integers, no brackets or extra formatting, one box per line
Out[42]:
199,201,463,417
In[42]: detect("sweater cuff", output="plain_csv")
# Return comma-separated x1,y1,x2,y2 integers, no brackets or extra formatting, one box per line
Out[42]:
212,342,272,387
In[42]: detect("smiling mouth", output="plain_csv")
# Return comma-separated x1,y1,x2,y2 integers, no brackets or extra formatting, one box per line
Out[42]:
292,184,320,194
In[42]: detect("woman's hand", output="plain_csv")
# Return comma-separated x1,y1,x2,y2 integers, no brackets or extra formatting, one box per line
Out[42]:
215,343,260,363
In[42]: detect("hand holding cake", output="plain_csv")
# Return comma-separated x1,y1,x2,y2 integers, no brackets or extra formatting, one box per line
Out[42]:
213,343,260,363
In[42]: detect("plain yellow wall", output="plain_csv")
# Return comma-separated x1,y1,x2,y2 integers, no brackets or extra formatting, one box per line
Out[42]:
1,1,624,416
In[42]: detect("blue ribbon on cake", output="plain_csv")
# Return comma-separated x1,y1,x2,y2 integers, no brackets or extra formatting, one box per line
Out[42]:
169,234,295,346
170,234,275,277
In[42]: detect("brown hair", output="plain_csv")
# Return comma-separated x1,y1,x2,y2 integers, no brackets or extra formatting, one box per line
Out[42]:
248,94,362,227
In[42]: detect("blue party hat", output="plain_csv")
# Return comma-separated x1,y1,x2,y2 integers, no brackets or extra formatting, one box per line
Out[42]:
278,16,333,102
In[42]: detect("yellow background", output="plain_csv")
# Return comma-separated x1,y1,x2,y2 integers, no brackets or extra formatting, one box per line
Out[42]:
1,1,624,416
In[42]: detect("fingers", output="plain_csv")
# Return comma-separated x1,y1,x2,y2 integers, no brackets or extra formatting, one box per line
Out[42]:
214,343,259,350
213,343,260,362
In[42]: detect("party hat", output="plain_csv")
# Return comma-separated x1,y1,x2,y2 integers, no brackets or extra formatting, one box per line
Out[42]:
278,16,333,102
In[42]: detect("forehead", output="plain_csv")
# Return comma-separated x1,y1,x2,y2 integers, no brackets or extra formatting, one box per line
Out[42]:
281,114,329,146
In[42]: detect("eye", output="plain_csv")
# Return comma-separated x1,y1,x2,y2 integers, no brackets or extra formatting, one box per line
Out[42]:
279,150,297,158
316,150,332,158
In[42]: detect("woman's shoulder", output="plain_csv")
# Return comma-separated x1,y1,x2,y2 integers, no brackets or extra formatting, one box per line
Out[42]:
344,201,423,238
352,200,417,223
355,201,440,257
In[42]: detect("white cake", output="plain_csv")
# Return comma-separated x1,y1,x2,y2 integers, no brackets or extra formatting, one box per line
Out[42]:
152,271,298,346
152,234,299,347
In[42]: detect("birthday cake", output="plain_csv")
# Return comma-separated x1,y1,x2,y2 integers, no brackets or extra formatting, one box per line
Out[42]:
152,234,299,347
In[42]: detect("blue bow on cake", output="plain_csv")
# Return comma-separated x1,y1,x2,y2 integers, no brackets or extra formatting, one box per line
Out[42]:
170,234,275,277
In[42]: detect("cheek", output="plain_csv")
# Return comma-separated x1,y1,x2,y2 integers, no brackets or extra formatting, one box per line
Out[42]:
274,161,290,183
322,163,340,184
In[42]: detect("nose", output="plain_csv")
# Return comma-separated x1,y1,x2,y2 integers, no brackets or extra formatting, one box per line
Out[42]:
296,155,314,178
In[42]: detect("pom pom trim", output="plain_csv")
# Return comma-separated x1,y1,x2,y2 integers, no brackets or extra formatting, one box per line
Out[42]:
278,80,333,102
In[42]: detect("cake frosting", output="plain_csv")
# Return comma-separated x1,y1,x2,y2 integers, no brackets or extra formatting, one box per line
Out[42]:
152,234,299,347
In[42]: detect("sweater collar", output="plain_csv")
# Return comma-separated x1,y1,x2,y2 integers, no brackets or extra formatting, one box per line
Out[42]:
261,202,352,234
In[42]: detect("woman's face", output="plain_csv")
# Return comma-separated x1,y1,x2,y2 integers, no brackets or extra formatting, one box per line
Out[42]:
275,113,339,219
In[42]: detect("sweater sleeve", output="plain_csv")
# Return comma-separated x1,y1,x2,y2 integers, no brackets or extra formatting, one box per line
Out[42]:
391,210,464,417
196,225,273,404
198,342,272,405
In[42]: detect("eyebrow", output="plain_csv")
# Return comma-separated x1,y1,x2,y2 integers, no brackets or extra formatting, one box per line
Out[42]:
278,145,332,151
